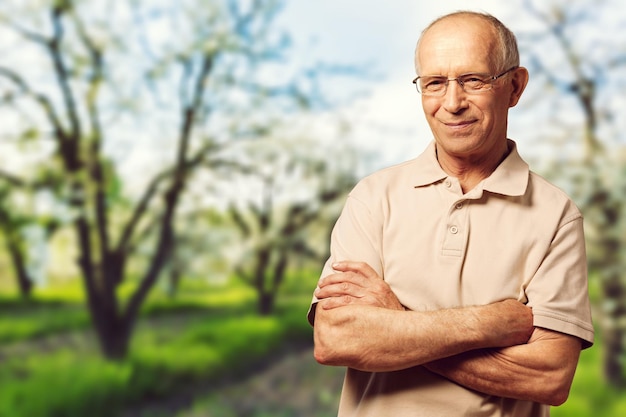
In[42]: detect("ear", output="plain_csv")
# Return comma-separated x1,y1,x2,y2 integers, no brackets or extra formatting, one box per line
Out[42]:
508,67,529,108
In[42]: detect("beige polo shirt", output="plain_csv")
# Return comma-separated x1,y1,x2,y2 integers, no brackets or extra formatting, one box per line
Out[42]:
310,140,594,417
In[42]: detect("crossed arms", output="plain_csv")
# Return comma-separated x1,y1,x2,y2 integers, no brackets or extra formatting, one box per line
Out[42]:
312,261,583,406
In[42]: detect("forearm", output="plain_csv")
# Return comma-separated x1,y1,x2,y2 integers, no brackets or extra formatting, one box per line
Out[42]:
425,328,582,405
313,299,533,372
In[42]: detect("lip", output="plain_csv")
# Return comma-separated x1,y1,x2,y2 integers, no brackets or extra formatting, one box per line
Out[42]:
441,120,476,132
443,120,474,127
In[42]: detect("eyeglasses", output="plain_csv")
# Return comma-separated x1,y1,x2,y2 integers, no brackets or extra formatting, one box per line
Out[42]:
412,67,518,96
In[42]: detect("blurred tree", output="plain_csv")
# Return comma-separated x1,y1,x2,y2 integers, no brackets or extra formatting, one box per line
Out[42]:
0,170,61,298
0,186,36,298
0,0,334,359
0,177,35,298
223,134,357,315
519,0,626,386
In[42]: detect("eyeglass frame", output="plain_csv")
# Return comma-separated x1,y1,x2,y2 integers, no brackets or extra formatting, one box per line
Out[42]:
411,66,519,96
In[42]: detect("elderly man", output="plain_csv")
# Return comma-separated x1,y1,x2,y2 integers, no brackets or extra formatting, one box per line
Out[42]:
308,11,594,417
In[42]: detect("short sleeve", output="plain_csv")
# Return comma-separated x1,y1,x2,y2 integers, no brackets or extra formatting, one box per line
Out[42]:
307,183,385,325
525,215,594,348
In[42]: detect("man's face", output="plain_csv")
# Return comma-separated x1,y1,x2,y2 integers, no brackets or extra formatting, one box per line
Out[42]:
416,17,520,163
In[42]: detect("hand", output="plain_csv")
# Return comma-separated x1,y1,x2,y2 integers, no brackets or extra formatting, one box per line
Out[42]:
314,261,404,311
482,299,534,347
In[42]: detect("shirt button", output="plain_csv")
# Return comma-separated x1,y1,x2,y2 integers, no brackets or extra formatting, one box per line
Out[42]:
449,225,459,234
444,179,452,188
455,202,464,210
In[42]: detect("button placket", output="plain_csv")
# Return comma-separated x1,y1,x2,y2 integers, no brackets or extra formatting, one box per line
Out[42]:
449,199,465,235
441,197,468,257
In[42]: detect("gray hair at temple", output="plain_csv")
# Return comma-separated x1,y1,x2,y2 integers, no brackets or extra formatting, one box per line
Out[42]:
414,11,520,75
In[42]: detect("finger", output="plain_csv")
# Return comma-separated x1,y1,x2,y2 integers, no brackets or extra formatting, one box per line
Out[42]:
315,281,365,300
318,271,367,289
331,261,380,280
319,295,355,310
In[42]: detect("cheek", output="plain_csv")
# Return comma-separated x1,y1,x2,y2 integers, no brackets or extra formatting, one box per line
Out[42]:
490,103,510,126
421,97,440,116
478,99,507,124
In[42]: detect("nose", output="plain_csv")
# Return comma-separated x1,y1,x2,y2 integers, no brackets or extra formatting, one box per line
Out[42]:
442,79,467,113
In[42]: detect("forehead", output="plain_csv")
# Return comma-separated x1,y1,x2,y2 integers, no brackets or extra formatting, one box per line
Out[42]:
417,16,498,74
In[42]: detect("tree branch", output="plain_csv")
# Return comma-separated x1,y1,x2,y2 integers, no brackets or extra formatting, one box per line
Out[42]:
72,9,111,264
0,169,27,187
0,66,68,142
47,5,82,147
122,52,215,324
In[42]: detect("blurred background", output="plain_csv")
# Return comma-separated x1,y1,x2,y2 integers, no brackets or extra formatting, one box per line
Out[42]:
0,0,624,416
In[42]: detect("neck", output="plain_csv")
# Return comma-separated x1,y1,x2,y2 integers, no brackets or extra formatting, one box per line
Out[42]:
436,141,510,193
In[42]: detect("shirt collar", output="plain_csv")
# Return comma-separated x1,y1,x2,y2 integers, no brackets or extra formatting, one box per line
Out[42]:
412,139,529,196
412,141,448,187
482,140,529,196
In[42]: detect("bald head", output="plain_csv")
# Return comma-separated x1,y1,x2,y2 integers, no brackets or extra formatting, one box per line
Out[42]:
414,11,520,75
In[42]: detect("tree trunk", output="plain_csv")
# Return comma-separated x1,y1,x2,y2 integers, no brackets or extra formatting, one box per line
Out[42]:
167,260,183,299
258,291,274,316
93,311,133,360
601,271,626,387
83,289,133,360
603,324,625,387
6,237,33,299
76,219,135,360
592,193,625,386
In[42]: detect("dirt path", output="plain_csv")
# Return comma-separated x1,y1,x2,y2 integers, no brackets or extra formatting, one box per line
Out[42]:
118,346,346,417
174,347,345,417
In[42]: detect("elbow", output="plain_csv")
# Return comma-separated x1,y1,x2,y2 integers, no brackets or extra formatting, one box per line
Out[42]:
314,337,348,367
314,340,369,370
313,343,335,366
543,358,579,406
542,390,569,407
312,305,346,366
312,329,329,365
313,322,336,366
545,383,571,407
313,321,355,367
313,326,345,366
538,372,574,406
524,383,569,406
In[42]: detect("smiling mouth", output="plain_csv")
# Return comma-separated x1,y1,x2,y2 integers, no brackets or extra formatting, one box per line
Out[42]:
444,120,474,127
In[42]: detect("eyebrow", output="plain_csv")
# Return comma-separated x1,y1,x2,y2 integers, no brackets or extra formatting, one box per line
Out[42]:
420,71,491,77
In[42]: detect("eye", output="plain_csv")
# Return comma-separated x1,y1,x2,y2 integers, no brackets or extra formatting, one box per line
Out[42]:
460,75,487,89
421,77,446,90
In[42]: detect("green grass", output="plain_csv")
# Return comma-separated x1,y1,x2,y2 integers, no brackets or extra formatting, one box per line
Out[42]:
0,278,263,343
0,350,134,417
0,278,314,417
0,298,90,343
0,308,312,417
